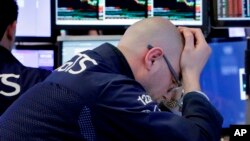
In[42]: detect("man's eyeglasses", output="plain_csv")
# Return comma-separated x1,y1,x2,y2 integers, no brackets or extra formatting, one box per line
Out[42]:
147,44,182,87
147,44,183,113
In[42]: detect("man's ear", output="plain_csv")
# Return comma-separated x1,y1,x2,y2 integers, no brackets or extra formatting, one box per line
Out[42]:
144,47,164,70
6,21,17,41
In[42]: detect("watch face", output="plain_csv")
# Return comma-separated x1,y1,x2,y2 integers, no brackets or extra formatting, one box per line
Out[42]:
160,87,183,116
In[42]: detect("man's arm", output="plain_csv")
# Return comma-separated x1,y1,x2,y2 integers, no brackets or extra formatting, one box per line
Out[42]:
97,78,223,141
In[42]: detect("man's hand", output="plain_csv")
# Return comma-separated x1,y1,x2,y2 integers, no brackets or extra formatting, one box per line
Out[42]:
178,27,211,94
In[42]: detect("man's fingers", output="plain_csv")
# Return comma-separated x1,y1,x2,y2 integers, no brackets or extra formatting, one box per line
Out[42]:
179,28,194,50
180,27,206,45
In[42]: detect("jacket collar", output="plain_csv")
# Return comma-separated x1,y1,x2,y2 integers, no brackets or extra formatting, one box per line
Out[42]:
0,45,22,64
93,43,135,80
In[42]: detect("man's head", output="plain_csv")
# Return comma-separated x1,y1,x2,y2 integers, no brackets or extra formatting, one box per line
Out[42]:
118,17,183,103
0,0,18,50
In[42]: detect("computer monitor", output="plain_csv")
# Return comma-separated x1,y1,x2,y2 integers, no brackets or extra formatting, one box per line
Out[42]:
56,0,148,27
201,37,247,128
11,45,55,71
15,0,53,42
211,0,250,27
58,35,121,65
152,0,205,27
55,0,208,30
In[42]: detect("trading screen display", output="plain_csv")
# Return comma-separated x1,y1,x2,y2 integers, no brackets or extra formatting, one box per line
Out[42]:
57,0,99,21
105,0,147,19
16,0,51,37
12,49,54,71
153,0,202,26
56,0,203,26
201,38,247,128
217,0,250,21
56,0,104,25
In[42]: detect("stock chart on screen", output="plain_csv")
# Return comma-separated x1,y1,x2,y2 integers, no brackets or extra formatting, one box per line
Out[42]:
153,0,202,26
105,0,148,19
217,0,250,21
57,0,100,21
212,0,250,27
56,0,204,26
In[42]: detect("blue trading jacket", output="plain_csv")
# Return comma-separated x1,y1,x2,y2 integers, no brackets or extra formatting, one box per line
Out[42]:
0,43,223,141
0,46,51,115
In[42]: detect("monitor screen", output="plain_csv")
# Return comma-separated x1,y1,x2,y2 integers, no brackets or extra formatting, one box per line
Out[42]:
56,0,206,27
58,35,121,65
56,0,148,26
212,0,250,27
201,38,247,128
11,48,54,71
16,0,52,41
153,0,203,26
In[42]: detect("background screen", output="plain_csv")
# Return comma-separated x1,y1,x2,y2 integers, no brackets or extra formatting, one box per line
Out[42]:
59,35,121,64
56,0,203,26
12,49,54,71
16,0,51,37
201,38,247,128
212,0,250,27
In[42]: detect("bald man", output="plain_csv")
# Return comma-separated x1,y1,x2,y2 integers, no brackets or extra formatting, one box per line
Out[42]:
0,17,223,141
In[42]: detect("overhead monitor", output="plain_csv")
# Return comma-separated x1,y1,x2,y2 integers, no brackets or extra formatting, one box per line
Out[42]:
15,0,53,42
152,0,204,26
55,0,208,29
202,37,247,128
212,0,250,27
56,0,148,27
58,35,121,65
11,45,55,71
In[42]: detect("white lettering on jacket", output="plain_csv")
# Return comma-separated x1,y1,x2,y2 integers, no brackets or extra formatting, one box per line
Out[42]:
57,52,98,74
137,94,153,105
0,74,21,96
138,94,161,112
